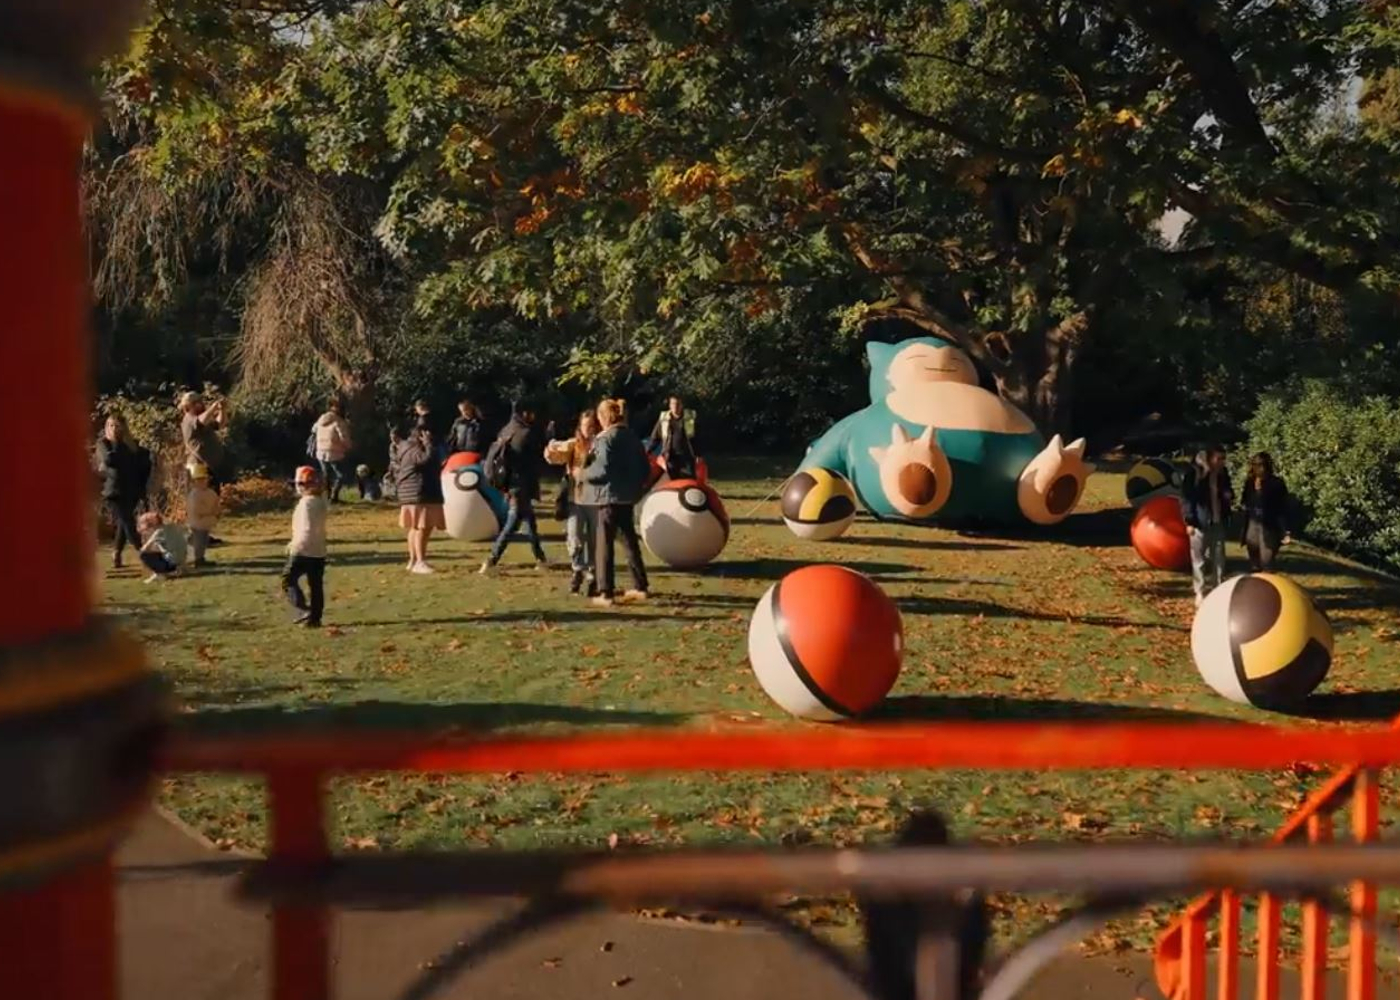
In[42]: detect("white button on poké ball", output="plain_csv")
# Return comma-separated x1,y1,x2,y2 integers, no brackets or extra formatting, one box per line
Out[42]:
747,564,904,721
441,452,507,541
638,479,730,569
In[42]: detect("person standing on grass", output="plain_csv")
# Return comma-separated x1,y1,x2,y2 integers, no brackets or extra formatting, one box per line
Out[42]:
480,400,549,574
580,398,650,607
311,398,353,503
185,462,221,569
94,413,149,569
179,391,227,490
395,418,446,574
545,408,600,594
1241,452,1292,572
449,399,483,456
648,394,697,480
1181,444,1235,607
282,465,328,627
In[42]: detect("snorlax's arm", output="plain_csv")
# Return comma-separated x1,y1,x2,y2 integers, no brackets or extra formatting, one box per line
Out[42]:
798,411,863,476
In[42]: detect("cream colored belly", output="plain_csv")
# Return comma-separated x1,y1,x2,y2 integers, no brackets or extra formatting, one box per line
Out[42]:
885,384,1035,434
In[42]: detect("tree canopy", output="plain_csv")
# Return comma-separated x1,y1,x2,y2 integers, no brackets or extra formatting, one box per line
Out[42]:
87,0,1400,443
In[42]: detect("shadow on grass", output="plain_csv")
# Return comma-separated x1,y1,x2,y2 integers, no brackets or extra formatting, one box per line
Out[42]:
333,611,729,627
179,698,688,734
898,594,1187,631
956,507,1132,548
709,557,915,581
843,535,1024,553
1278,690,1400,723
875,695,1225,723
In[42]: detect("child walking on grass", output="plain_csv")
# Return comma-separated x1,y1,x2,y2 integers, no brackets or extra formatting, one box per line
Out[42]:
138,511,187,583
185,462,221,568
281,465,329,627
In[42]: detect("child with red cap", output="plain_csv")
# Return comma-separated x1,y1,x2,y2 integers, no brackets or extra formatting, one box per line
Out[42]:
282,465,329,626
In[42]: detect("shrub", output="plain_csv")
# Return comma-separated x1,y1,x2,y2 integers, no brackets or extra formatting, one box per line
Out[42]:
1244,381,1400,569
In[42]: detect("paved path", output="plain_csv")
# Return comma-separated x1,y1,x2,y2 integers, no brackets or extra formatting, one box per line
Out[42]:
119,811,1158,1000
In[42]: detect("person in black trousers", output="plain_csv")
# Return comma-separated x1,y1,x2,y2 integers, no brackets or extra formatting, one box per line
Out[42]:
1241,451,1292,571
95,413,150,569
579,399,650,606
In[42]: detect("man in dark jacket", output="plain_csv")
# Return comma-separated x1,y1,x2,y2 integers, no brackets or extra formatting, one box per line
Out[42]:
480,401,549,572
1180,444,1234,607
581,399,651,605
95,414,150,569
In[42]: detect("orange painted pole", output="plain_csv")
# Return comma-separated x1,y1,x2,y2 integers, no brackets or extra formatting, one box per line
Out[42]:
1218,889,1240,1000
1302,814,1334,1000
1348,771,1378,1000
163,723,1400,776
0,78,113,1000
268,771,332,1000
1182,911,1209,1000
1256,894,1281,1000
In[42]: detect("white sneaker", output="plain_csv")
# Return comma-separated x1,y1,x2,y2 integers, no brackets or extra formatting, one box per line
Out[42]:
411,562,436,575
143,574,161,585
478,562,496,576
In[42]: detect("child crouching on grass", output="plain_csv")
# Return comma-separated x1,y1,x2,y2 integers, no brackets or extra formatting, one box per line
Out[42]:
138,511,187,583
281,465,329,627
186,462,221,568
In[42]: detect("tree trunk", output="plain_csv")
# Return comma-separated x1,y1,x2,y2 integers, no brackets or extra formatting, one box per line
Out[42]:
337,369,380,464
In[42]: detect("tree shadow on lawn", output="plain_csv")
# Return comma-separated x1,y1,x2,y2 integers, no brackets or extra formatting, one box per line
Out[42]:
898,594,1188,632
876,695,1225,723
1276,690,1400,723
708,557,915,582
333,611,729,627
178,697,688,734
838,535,1024,553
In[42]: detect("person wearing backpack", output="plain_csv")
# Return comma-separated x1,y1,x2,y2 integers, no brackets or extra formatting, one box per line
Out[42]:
580,398,650,606
479,400,549,573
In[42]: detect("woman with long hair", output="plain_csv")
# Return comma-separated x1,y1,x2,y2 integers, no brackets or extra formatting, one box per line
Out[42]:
546,409,600,594
1241,451,1292,571
394,418,446,574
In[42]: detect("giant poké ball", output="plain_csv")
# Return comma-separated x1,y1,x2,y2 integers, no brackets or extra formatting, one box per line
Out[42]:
747,565,903,721
1125,457,1183,507
781,468,858,541
1131,495,1190,571
639,479,730,568
1191,573,1333,710
441,452,507,541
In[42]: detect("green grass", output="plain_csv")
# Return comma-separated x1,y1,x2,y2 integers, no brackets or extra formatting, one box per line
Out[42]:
106,458,1400,951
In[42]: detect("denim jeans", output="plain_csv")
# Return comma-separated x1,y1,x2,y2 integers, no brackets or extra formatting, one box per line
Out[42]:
489,493,547,564
565,505,593,573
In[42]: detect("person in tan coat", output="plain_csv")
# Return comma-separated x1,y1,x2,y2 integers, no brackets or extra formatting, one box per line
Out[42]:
312,398,353,502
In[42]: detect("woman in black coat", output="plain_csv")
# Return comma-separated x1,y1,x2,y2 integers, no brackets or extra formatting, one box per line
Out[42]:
95,414,150,569
1241,452,1292,571
395,419,446,574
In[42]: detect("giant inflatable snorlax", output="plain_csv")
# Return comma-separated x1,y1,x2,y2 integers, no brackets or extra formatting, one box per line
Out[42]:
783,338,1094,535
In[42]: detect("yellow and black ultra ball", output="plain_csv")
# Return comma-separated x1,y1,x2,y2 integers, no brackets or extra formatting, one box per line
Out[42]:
1125,457,1182,507
1191,573,1333,710
782,468,858,541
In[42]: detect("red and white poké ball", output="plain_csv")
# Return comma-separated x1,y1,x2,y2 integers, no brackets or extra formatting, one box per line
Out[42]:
748,565,904,721
441,452,507,541
638,478,730,569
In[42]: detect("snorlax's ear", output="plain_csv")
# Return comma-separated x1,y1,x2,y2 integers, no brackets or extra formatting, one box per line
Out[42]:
866,341,899,397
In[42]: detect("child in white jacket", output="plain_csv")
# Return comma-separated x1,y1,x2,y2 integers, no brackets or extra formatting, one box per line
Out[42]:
281,465,329,627
186,462,221,568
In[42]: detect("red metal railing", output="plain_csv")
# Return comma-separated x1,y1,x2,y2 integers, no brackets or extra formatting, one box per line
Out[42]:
158,722,1400,1000
1154,746,1391,1000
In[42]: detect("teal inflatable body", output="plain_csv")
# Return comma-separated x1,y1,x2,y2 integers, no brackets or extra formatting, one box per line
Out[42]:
790,338,1094,530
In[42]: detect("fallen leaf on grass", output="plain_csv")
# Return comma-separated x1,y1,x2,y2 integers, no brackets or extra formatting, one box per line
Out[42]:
612,977,633,988
542,958,562,969
600,941,614,953
344,835,379,850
